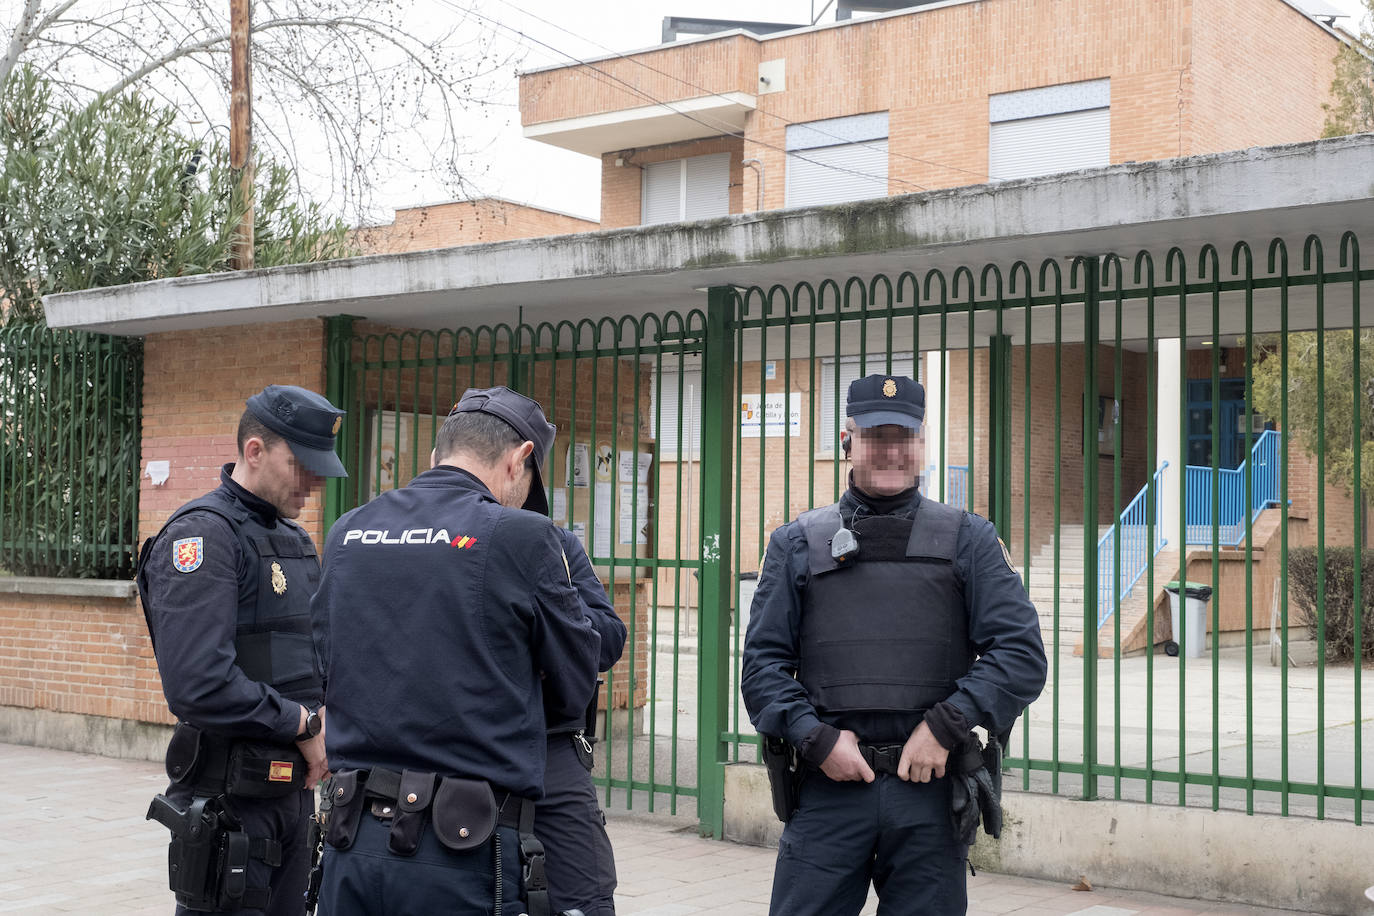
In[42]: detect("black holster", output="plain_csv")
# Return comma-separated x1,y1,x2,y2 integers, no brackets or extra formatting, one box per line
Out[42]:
949,733,1004,846
761,735,802,823
146,793,280,912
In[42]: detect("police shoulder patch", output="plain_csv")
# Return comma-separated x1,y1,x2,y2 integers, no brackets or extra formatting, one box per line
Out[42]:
172,536,204,573
997,537,1016,573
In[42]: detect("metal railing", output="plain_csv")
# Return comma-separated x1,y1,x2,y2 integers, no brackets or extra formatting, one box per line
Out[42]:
0,325,142,578
325,233,1372,836
1096,463,1168,630
1185,430,1282,545
921,463,968,507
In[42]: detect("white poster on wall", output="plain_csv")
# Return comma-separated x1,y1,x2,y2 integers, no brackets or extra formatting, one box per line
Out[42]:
567,443,590,488
593,482,613,557
619,484,650,545
618,451,653,484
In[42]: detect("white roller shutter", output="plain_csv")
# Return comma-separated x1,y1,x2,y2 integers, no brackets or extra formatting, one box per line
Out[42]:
988,107,1110,181
642,160,682,225
785,141,889,209
652,367,702,458
684,154,730,220
643,154,730,225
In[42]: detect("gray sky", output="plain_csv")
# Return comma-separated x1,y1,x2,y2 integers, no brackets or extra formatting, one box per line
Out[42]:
370,0,1370,223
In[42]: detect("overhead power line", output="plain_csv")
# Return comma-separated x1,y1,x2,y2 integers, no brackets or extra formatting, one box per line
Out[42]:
486,0,999,183
441,0,935,193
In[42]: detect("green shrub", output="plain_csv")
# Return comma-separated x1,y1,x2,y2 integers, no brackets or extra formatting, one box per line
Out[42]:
1288,546,1374,663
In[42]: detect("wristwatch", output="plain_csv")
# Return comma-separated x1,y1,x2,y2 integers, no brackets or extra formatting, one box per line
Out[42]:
296,707,322,740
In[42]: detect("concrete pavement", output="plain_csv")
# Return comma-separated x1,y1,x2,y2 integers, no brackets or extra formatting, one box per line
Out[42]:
0,742,1324,916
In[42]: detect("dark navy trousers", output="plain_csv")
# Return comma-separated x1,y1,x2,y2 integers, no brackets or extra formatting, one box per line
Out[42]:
537,734,617,916
770,770,968,916
316,811,523,916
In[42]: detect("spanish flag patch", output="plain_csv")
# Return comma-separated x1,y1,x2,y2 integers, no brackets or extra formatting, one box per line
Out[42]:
268,760,295,782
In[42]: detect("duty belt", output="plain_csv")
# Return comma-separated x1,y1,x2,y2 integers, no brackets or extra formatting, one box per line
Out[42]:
857,743,906,776
359,766,528,831
326,766,552,916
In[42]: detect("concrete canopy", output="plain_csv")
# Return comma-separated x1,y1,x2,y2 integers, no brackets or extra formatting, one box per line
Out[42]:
44,135,1374,349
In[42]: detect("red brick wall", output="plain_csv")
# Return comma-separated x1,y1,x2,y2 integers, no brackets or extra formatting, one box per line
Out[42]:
140,319,329,547
520,33,759,124
0,588,170,725
520,0,1340,227
354,199,597,254
1188,0,1338,155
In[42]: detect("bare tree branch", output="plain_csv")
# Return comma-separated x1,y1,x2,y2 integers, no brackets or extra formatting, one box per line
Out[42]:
3,1,521,218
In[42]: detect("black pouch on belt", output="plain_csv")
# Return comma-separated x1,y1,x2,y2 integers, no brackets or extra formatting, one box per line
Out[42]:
430,776,497,851
389,770,437,856
164,722,203,785
324,770,366,850
225,741,307,798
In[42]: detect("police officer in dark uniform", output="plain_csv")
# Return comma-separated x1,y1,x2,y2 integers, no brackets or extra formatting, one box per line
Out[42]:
538,526,626,916
741,374,1047,916
138,385,348,915
310,386,600,916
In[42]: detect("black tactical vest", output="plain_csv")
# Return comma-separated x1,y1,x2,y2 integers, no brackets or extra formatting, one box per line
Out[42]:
137,490,324,705
797,497,972,715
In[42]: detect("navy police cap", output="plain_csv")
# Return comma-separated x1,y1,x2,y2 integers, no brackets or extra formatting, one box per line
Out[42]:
245,385,348,478
450,386,557,515
846,374,924,430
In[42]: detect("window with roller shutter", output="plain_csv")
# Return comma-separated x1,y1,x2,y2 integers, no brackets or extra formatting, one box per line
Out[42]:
641,153,730,225
988,79,1110,182
784,112,889,209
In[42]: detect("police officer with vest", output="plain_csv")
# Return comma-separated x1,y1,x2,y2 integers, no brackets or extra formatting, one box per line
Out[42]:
310,387,600,916
741,374,1047,916
138,385,347,915
538,525,626,916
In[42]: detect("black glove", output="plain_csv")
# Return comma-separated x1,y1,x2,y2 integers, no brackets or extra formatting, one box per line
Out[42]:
950,770,981,845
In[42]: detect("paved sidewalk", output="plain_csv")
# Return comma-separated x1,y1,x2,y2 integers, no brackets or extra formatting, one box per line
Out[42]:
0,743,1319,915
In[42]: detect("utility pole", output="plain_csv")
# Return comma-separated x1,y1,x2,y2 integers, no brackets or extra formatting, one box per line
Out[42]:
229,0,253,269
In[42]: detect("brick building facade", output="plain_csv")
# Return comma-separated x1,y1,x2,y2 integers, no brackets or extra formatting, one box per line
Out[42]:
354,197,597,253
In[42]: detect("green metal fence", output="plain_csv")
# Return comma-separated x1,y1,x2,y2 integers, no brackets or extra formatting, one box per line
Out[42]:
327,231,1373,837
324,309,728,829
0,324,142,578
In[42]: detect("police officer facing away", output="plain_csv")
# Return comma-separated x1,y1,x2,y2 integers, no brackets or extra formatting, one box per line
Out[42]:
741,374,1047,916
310,387,600,916
139,385,347,915
538,526,627,916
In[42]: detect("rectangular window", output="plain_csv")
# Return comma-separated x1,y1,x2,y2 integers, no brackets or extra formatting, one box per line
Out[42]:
988,79,1110,182
784,112,889,208
817,352,917,453
641,153,730,225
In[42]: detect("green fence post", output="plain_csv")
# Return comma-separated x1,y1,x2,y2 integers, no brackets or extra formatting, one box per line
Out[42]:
323,315,356,535
1080,256,1100,801
987,333,1013,538
697,286,737,838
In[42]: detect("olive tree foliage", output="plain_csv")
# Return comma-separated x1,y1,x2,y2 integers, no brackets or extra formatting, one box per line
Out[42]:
1252,330,1374,547
0,0,517,217
0,67,352,325
1322,0,1374,137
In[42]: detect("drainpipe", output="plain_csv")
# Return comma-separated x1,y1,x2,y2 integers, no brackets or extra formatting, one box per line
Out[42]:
742,158,764,212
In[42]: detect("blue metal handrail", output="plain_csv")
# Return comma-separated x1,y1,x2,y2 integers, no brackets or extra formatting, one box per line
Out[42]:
1184,429,1281,546
1096,462,1169,630
922,464,969,508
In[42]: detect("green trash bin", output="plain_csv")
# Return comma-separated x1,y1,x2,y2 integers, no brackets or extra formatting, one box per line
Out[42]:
1164,580,1212,658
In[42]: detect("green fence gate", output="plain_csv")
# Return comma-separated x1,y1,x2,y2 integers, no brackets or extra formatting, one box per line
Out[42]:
326,230,1373,837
